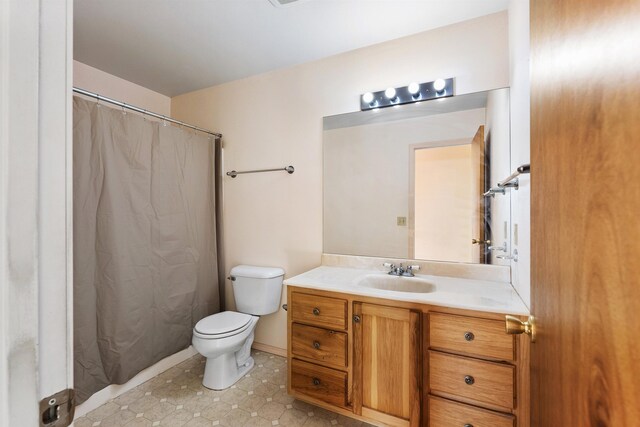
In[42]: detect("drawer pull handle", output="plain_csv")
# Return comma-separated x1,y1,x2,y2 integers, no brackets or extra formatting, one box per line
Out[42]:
312,377,321,386
464,331,475,341
313,341,321,349
464,424,474,427
464,375,475,385
312,307,320,316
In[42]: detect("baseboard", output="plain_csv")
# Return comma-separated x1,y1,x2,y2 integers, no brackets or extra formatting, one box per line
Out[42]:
74,346,198,419
252,342,287,358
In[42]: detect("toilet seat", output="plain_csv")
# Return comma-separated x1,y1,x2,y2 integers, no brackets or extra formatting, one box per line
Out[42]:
194,311,254,339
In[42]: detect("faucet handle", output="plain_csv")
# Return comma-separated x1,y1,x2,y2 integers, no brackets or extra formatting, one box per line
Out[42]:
402,265,420,277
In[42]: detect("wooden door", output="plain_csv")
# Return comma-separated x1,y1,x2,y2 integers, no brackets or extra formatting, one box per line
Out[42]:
470,125,486,263
531,0,640,425
353,303,420,427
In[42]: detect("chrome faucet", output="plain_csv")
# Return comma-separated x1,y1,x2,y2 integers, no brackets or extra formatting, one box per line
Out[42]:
383,263,420,277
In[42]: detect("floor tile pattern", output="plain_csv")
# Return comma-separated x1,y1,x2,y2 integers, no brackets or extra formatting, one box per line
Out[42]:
73,351,373,427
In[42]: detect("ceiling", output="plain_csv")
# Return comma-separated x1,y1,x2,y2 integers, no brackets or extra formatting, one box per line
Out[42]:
74,0,508,97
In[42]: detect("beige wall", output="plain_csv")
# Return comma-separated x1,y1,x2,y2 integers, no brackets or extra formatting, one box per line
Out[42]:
73,60,171,116
172,12,510,351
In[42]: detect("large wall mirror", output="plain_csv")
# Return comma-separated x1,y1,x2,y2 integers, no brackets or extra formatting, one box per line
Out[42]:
323,88,511,265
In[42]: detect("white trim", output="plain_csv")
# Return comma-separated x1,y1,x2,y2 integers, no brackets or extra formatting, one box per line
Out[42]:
38,0,74,398
74,346,198,419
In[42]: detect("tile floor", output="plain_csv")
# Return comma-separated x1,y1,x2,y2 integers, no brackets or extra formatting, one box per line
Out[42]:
73,350,373,427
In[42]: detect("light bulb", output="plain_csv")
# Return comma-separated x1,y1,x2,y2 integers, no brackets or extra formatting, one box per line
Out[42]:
433,79,446,92
362,92,374,104
385,87,397,99
408,82,420,95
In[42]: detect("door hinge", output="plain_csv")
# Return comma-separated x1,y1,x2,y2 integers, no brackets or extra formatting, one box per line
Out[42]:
39,388,75,427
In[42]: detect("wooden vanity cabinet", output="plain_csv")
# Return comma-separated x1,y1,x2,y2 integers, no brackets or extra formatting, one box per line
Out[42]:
352,303,421,427
288,290,352,411
287,286,529,427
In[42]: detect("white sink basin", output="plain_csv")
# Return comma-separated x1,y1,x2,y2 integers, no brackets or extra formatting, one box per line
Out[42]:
355,274,436,293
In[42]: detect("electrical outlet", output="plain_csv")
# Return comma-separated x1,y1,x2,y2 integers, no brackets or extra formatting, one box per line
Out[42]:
397,217,407,226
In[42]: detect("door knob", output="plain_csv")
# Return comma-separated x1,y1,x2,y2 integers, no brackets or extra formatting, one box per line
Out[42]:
505,315,536,342
471,239,490,245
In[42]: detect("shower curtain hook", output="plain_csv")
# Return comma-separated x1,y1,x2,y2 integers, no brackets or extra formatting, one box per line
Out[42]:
162,116,167,127
142,109,147,121
95,93,101,108
121,103,127,115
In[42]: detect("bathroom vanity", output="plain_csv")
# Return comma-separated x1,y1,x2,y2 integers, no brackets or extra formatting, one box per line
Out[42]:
285,263,530,427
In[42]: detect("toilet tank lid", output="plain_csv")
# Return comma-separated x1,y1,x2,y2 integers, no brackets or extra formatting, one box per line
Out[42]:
230,265,285,279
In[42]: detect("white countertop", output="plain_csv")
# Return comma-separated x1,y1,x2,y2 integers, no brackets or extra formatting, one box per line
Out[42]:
284,266,529,316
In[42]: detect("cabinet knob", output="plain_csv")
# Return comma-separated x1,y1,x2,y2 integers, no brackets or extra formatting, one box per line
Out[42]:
313,341,321,349
464,331,475,341
464,424,474,427
312,378,321,386
353,315,361,323
312,307,320,316
464,375,475,385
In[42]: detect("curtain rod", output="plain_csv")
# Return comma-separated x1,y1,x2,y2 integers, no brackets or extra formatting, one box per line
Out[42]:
73,87,222,138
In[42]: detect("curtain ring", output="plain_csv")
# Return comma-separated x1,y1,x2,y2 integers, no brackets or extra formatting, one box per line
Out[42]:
95,93,101,107
121,103,127,115
142,109,147,121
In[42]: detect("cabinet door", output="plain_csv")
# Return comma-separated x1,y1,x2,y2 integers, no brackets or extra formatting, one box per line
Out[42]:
353,303,421,427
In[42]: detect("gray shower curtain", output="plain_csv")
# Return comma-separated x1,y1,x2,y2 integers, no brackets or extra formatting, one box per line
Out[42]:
73,97,223,403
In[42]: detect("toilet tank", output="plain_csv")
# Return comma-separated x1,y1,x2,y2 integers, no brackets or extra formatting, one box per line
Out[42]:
230,265,285,315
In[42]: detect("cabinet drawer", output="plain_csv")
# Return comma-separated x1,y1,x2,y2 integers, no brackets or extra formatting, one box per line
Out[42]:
429,396,514,427
291,292,347,330
291,359,348,408
430,313,514,361
291,323,347,368
429,351,515,411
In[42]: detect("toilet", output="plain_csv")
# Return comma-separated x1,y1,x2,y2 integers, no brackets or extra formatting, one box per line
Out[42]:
192,265,284,390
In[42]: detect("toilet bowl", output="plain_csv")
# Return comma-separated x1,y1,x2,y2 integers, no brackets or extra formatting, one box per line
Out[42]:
192,265,284,390
192,311,260,390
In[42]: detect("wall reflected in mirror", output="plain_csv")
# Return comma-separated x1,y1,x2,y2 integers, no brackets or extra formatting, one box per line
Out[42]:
323,88,511,265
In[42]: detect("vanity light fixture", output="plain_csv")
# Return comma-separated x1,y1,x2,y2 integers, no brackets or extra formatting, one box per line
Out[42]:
362,92,375,107
359,78,454,111
408,82,420,97
433,78,446,93
384,87,397,101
